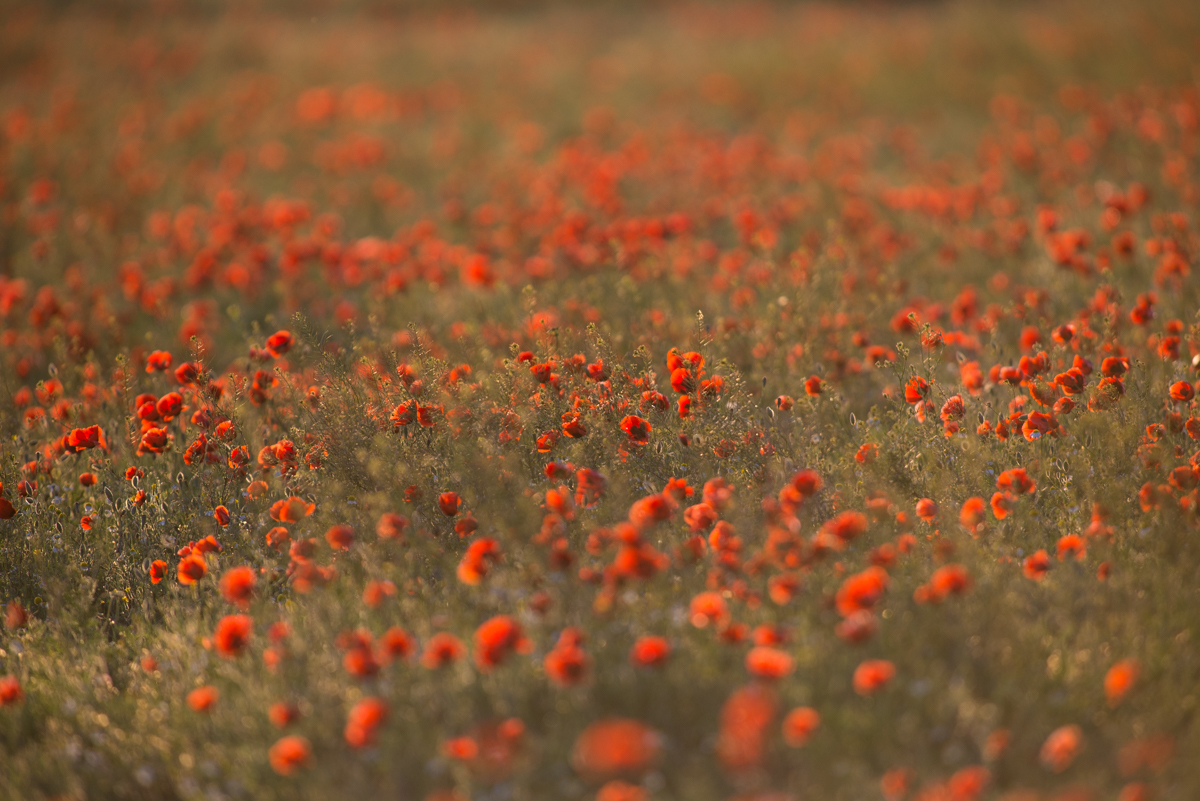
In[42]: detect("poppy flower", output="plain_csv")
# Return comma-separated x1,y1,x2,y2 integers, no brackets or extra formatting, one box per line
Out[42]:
0,675,23,706
745,646,793,680
836,567,889,616
474,615,532,671
325,524,355,550
1023,550,1052,580
1169,380,1194,402
268,735,311,776
544,627,590,687
345,697,388,748
266,330,294,357
213,505,231,527
270,497,315,523
214,614,253,658
781,707,820,747
716,683,777,771
438,492,462,516
571,718,663,780
1105,659,1140,706
629,636,671,668
187,685,219,712
1040,724,1083,772
149,560,168,584
915,498,938,521
689,591,729,628
269,702,300,728
959,497,986,533
619,415,652,444
903,376,931,403
852,659,895,695
177,553,207,585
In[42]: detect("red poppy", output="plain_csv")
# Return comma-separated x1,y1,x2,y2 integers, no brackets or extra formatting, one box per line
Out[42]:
438,492,462,516
1040,724,1083,772
781,707,820,747
474,615,532,671
629,636,671,668
619,415,652,444
422,632,466,669
0,675,23,706
571,718,662,780
745,646,793,680
214,614,253,658
268,735,311,776
1105,659,1140,706
852,659,895,695
187,685,219,712
177,553,207,585
345,697,389,748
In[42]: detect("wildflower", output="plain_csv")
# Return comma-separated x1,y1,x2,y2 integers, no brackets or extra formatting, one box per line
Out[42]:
268,735,311,776
187,685,219,713
629,636,671,668
1023,550,1052,580
745,646,793,680
474,615,532,671
852,659,895,695
544,627,590,687
571,718,662,780
345,697,388,748
619,415,652,444
781,707,820,747
325,524,355,550
177,553,207,585
214,614,253,658
1040,724,1083,772
716,683,777,771
438,492,462,516
1105,659,1140,706
422,633,466,669
269,497,315,523
0,676,23,706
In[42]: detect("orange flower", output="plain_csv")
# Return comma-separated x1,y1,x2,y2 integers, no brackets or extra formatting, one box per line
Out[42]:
0,675,23,707
959,496,986,533
345,697,388,748
629,636,671,668
1040,724,1083,772
915,498,938,521
619,415,652,444
213,505,231,527
1023,550,1051,580
689,591,729,628
177,553,207,585
438,492,462,517
149,559,168,584
572,718,662,780
269,496,315,523
214,614,253,659
835,566,888,616
544,627,590,687
187,685,219,713
422,632,466,669
474,615,532,671
220,566,256,607
716,683,777,771
745,646,793,680
781,706,820,747
325,524,355,550
852,659,895,695
268,735,311,776
1105,659,1140,706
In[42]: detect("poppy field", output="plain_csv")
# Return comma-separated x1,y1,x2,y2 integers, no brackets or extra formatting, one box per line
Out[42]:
2,1,1200,799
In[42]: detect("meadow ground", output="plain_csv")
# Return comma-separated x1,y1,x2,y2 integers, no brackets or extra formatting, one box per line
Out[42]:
1,1,1199,799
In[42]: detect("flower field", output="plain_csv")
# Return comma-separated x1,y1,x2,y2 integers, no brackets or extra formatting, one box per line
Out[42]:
1,1,1199,799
